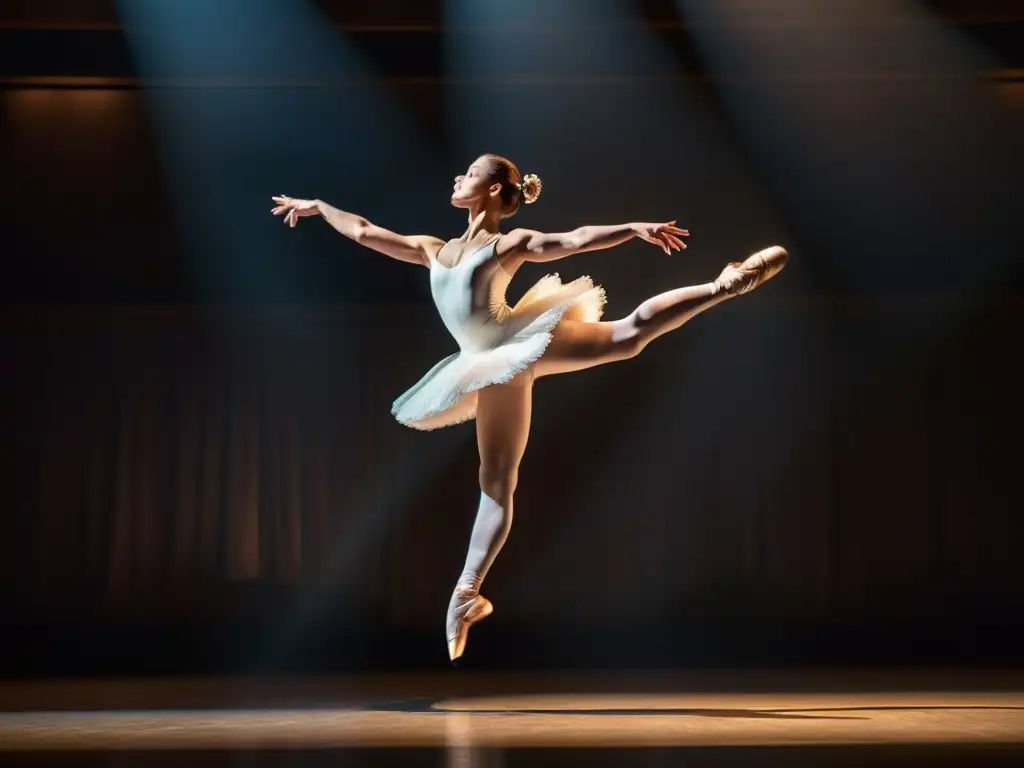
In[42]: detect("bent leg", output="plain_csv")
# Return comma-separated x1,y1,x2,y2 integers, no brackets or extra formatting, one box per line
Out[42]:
535,245,786,378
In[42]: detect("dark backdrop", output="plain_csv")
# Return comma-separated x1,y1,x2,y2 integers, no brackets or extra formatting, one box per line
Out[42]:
2,1,1023,673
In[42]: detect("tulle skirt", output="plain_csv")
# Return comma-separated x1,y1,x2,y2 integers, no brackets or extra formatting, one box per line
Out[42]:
392,274,606,430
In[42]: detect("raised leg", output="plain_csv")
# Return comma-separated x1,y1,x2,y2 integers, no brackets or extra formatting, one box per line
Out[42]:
446,373,533,661
535,246,787,378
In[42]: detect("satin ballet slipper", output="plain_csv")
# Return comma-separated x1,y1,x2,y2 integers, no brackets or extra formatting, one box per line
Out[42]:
714,246,788,297
446,587,494,662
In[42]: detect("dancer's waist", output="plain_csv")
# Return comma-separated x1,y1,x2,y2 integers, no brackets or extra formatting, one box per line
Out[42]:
439,310,511,352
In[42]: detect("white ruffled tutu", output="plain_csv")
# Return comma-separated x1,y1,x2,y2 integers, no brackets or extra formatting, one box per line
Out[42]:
392,274,606,430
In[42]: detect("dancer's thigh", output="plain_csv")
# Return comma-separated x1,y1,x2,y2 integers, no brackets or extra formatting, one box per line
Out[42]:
533,319,638,378
475,376,533,476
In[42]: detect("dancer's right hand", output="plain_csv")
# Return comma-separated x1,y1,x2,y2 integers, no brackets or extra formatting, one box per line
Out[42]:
271,196,321,228
632,221,689,255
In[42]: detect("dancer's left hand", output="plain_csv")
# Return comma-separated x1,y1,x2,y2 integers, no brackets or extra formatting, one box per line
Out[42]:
271,196,321,228
632,221,689,255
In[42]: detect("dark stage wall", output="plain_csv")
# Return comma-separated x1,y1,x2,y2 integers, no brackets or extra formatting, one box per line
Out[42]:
2,79,1023,672
4,296,1022,671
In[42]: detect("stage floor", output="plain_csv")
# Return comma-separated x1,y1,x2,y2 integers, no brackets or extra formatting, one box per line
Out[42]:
1,670,1022,765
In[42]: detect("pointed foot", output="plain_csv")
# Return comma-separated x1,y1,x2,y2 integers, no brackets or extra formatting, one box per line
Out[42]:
715,245,789,297
446,594,494,663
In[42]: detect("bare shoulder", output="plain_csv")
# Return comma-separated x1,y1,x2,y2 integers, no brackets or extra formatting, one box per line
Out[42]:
495,228,540,257
412,235,448,265
495,229,540,274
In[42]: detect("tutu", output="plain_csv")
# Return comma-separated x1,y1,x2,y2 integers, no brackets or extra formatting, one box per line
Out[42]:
392,270,606,430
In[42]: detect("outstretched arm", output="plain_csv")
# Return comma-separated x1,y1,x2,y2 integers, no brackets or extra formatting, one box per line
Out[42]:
498,221,688,263
271,196,443,266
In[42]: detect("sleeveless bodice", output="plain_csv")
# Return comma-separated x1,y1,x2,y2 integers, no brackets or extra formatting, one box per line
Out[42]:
430,240,513,352
394,242,607,430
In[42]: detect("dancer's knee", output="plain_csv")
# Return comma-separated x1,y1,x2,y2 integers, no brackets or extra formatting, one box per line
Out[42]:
478,464,518,502
608,316,646,361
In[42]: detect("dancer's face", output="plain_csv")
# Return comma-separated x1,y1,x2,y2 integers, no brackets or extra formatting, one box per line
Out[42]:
450,156,501,210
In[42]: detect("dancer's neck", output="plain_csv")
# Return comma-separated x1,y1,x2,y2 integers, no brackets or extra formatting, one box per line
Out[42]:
462,208,502,242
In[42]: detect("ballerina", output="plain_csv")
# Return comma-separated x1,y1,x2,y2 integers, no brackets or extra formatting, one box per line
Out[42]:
272,153,787,661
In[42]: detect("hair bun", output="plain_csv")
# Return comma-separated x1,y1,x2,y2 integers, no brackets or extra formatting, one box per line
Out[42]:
519,173,543,204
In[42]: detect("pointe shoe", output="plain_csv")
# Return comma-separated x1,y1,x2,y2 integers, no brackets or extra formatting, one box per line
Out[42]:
715,246,788,297
446,588,494,662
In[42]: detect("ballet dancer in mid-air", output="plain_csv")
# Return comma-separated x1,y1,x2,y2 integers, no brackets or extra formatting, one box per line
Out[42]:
272,154,787,661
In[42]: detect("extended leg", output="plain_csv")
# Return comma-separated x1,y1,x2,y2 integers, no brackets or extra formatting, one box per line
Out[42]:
536,245,787,378
446,373,533,661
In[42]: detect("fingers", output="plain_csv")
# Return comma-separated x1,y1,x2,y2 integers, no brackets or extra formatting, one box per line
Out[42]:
272,196,292,217
654,221,690,253
640,233,663,251
659,222,689,236
640,231,672,255
659,233,686,253
271,195,307,227
271,195,305,229
655,221,689,235
650,231,682,252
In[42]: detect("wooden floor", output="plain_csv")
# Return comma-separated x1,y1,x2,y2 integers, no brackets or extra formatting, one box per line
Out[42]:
0,670,1022,762
2,690,1024,750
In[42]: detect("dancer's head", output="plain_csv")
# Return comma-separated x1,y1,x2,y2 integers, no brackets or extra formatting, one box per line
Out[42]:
451,154,542,218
